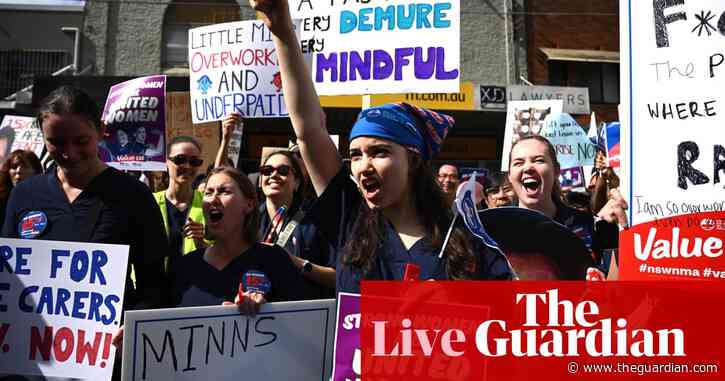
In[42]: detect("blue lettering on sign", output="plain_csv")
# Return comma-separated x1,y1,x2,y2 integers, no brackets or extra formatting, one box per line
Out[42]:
193,93,288,121
340,3,452,33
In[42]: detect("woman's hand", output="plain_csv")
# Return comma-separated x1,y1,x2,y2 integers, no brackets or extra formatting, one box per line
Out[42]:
221,112,243,142
224,291,267,317
249,0,294,37
597,188,628,228
183,217,204,240
111,325,124,351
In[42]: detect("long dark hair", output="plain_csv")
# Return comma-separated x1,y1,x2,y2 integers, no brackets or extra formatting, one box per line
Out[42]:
343,151,476,280
508,134,564,207
205,167,260,243
262,150,306,213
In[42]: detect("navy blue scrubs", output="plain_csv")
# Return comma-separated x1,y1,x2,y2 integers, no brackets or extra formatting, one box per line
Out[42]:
259,202,335,299
307,168,513,293
2,167,168,310
169,243,307,307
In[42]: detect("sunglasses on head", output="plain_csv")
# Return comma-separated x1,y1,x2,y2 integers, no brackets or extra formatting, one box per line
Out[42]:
259,164,292,177
168,155,203,167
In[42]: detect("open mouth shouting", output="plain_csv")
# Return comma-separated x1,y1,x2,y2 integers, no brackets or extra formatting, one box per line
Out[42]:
207,207,224,225
360,176,382,203
521,176,542,198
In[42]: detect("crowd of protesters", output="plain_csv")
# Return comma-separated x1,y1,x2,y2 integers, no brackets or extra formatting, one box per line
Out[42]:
0,1,629,379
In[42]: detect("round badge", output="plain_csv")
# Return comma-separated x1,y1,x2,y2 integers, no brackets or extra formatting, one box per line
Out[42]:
18,211,48,239
242,270,271,294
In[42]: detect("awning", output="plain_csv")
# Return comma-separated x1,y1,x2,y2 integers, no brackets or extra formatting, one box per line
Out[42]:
540,48,619,63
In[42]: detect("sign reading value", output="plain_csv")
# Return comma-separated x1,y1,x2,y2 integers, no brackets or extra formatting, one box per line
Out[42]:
291,0,461,95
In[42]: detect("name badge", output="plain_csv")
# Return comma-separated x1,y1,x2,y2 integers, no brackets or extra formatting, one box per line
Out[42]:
242,270,272,294
18,211,48,239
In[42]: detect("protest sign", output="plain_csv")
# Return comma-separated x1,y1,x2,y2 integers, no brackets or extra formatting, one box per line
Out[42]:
507,85,590,115
290,0,461,95
226,123,244,168
500,100,563,170
332,293,360,381
559,166,585,190
0,238,128,380
619,0,725,280
165,92,220,170
0,115,43,159
188,20,288,123
122,299,335,381
101,75,167,171
539,112,597,170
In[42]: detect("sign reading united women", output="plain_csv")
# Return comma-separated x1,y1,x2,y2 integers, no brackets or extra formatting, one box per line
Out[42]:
291,0,461,95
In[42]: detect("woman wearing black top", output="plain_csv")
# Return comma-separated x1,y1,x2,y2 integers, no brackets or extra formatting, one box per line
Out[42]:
169,166,306,312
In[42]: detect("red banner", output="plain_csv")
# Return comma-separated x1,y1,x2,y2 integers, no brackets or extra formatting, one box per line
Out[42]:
360,281,724,380
620,211,725,280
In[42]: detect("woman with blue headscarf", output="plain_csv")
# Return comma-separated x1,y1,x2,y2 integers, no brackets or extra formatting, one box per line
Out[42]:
251,0,513,292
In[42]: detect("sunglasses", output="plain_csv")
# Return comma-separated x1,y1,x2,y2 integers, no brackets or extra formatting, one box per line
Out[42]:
168,155,203,167
259,164,292,177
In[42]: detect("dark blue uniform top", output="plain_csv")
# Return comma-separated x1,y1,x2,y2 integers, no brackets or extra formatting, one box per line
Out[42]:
2,167,168,310
259,201,335,299
168,243,307,307
307,168,513,293
555,203,619,273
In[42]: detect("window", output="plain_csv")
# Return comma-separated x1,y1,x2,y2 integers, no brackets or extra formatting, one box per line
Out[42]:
162,0,240,70
548,61,620,104
0,50,71,98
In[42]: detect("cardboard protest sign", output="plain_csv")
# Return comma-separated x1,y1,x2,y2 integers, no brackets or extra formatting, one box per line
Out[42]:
101,75,167,171
500,100,563,170
332,293,360,381
291,0,461,95
188,20,289,123
165,92,221,171
0,115,43,160
619,0,725,280
0,238,128,380
122,299,335,381
539,112,597,170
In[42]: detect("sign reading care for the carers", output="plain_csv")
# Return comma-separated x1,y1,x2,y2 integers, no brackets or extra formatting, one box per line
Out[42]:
0,238,128,380
291,0,461,95
188,20,289,123
619,0,725,280
101,75,167,171
121,299,336,381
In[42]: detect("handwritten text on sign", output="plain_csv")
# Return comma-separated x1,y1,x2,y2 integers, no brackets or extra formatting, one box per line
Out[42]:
622,0,725,225
291,0,461,95
189,20,288,122
122,300,335,381
0,238,128,380
0,115,44,158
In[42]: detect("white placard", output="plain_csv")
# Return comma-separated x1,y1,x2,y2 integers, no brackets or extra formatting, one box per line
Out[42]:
188,20,289,123
291,0,461,95
620,0,725,226
507,85,590,115
0,115,43,159
0,238,128,380
121,299,335,381
500,100,564,170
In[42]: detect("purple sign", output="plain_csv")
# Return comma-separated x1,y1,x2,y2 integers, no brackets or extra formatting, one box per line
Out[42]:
333,293,360,381
100,75,167,171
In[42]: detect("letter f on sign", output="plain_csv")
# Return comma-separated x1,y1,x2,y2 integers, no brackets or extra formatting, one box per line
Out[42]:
653,0,687,48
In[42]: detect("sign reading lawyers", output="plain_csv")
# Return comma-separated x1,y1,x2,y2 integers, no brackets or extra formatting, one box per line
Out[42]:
188,20,288,123
619,0,725,280
122,299,336,381
0,238,128,380
101,75,167,171
507,85,590,115
291,0,460,95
